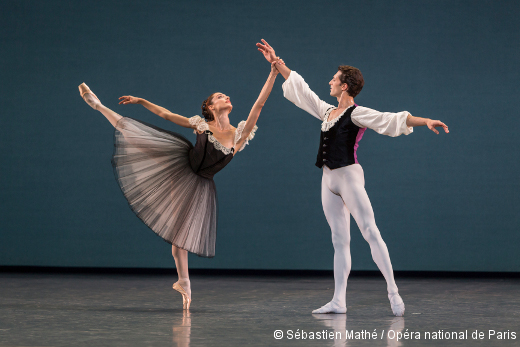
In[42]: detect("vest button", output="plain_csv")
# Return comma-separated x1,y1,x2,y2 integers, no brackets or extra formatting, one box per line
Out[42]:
323,151,326,154
323,137,328,140
323,158,327,162
323,144,327,147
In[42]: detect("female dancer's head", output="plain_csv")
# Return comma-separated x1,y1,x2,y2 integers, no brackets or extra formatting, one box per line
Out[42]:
201,93,233,121
329,66,364,99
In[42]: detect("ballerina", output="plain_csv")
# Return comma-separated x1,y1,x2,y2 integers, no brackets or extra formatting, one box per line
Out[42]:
257,39,448,316
78,62,280,310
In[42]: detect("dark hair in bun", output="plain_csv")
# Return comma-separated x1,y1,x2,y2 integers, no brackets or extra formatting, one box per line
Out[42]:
201,93,217,121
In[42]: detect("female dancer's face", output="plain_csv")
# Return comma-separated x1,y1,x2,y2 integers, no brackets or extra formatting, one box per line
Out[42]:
329,71,347,98
209,93,233,115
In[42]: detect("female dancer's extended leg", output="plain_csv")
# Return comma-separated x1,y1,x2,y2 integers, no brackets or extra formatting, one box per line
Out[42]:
79,83,121,127
79,83,192,309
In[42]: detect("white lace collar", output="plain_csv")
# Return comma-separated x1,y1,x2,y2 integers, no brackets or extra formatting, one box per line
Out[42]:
321,105,355,132
207,134,234,155
235,121,257,152
189,116,236,155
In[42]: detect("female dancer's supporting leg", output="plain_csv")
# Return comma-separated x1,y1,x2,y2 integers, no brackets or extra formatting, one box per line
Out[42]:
79,83,192,308
172,246,191,309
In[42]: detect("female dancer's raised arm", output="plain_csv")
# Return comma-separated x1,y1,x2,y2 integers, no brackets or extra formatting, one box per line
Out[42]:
235,61,279,151
118,96,194,129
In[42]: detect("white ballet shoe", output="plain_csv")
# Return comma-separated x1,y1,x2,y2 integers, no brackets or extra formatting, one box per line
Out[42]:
312,301,347,314
78,82,101,110
173,282,191,310
388,292,405,317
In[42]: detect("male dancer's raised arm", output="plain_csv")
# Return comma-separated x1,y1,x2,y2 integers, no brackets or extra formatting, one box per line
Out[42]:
257,40,334,121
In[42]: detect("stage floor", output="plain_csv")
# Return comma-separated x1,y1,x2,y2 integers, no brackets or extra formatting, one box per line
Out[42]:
0,273,518,346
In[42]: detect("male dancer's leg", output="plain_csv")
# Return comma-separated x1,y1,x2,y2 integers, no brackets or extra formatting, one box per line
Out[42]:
333,164,404,316
312,168,350,314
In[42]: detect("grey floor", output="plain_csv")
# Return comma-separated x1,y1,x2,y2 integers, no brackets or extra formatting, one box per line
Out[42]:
0,273,519,346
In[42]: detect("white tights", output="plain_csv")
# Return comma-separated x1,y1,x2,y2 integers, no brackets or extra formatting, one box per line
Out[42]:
321,164,399,308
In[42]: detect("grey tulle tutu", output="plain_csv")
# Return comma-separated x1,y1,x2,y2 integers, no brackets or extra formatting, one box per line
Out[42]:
111,117,217,257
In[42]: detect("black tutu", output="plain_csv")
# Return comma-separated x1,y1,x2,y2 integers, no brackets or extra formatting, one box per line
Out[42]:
111,117,217,257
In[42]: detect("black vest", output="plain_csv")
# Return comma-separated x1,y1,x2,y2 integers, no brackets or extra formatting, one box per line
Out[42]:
315,105,364,169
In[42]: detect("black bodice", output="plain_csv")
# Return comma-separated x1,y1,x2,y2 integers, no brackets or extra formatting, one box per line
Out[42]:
189,131,234,179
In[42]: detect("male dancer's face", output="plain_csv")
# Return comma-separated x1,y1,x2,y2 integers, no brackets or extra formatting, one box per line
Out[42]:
329,71,347,98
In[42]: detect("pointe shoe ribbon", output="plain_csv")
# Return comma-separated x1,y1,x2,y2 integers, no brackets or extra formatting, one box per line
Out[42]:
173,283,192,310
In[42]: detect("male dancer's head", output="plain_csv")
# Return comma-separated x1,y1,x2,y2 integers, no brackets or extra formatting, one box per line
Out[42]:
329,66,364,102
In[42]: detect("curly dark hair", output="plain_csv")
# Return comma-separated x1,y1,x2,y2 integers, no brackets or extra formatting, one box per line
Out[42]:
338,65,364,98
201,93,218,121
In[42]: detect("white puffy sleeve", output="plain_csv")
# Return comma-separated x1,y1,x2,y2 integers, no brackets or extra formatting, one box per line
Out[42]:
235,120,258,152
189,115,209,133
282,71,334,121
351,106,413,137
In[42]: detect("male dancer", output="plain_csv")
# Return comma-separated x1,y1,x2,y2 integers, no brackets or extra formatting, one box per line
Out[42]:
257,39,448,316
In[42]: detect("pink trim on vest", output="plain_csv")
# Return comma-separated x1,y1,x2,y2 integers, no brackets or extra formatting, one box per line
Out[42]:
354,128,366,164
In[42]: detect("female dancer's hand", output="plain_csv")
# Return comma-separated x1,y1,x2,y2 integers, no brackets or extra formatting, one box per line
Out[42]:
271,61,280,75
256,39,278,63
119,95,140,105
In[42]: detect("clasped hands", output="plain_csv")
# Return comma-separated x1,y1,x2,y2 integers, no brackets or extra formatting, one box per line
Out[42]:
257,39,285,73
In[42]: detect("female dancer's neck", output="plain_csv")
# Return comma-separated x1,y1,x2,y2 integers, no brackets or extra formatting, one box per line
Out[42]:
211,112,232,131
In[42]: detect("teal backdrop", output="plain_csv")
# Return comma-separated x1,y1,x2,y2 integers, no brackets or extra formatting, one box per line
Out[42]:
1,0,519,271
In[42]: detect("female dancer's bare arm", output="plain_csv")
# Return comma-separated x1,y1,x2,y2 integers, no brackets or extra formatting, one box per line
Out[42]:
235,62,279,150
118,96,195,129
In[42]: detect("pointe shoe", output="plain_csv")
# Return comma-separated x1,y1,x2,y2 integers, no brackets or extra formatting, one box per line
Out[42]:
173,282,191,310
388,292,405,317
311,301,347,314
78,82,101,110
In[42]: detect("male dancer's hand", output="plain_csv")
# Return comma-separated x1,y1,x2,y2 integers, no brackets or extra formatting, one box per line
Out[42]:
407,115,449,134
426,119,449,134
256,39,278,63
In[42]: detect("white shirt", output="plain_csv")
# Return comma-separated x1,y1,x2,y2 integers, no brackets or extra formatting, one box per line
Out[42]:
282,71,413,137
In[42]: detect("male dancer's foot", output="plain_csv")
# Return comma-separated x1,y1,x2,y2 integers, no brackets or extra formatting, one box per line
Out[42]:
312,301,347,314
173,278,192,310
388,292,405,316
